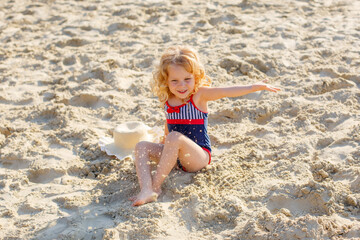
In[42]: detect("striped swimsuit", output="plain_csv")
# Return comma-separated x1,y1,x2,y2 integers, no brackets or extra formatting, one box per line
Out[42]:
165,95,211,170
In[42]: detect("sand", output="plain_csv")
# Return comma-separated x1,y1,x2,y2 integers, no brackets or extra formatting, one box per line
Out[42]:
1,0,360,239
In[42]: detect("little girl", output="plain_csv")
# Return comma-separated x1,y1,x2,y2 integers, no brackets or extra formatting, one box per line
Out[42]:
130,46,280,206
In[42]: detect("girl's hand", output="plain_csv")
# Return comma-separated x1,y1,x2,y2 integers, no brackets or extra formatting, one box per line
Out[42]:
253,80,281,93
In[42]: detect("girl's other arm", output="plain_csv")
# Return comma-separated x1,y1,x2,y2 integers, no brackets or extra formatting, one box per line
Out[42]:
200,80,280,102
161,122,169,144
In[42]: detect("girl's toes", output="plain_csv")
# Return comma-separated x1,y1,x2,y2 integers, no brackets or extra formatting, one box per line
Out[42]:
132,199,145,207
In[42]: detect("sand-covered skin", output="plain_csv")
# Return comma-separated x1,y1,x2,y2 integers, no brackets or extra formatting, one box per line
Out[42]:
1,0,360,239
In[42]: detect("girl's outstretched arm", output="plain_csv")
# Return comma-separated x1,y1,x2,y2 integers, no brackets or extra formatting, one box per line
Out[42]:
199,80,281,102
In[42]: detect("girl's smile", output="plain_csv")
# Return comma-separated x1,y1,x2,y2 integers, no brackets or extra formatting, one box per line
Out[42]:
177,89,188,94
167,64,195,100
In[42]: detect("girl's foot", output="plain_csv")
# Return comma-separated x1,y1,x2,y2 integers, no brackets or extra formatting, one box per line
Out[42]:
128,195,136,202
131,190,159,206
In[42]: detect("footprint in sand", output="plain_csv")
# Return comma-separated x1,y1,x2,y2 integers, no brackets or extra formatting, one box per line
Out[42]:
107,21,142,35
56,38,91,48
306,68,357,95
266,190,331,217
69,93,110,109
27,168,66,184
62,55,77,66
17,203,43,215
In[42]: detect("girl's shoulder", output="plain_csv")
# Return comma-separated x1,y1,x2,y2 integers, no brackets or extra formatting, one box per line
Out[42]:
192,87,209,112
194,86,210,96
193,86,213,101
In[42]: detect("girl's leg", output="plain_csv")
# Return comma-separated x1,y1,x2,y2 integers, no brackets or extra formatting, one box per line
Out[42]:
132,141,163,206
132,131,209,206
152,131,209,193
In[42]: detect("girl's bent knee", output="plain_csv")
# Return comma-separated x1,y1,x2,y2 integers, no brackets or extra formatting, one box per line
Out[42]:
135,141,151,152
165,131,184,144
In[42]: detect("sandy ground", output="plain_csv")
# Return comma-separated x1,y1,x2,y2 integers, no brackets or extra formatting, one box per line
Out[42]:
1,0,360,239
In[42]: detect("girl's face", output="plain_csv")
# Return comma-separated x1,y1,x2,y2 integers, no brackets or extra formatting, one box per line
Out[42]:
167,64,195,100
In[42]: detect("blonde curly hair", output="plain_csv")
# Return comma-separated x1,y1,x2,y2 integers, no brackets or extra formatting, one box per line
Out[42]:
151,46,211,106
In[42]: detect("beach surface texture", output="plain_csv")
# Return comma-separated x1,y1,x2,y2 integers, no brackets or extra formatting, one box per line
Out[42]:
0,0,360,239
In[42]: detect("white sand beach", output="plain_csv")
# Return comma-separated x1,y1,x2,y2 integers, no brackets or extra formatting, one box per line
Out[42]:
1,0,360,239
